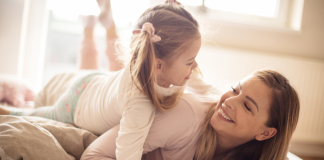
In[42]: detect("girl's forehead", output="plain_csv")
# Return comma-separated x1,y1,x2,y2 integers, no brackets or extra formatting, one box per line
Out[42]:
165,38,201,63
179,39,201,60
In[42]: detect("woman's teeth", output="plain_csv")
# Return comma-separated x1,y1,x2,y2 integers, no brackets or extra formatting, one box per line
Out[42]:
220,108,233,122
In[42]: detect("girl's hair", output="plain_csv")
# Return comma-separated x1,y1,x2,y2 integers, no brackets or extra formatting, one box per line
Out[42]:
130,3,201,111
195,69,300,160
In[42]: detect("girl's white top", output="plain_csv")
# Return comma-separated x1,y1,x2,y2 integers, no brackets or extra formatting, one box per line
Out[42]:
74,63,219,160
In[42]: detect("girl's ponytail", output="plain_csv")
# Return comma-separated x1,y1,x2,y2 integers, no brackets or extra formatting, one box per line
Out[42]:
130,31,162,110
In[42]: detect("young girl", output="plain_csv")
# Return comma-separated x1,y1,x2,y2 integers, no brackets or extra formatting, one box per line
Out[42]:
1,1,218,160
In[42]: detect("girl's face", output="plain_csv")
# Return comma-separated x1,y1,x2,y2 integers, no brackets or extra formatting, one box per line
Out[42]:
156,38,201,87
210,75,274,143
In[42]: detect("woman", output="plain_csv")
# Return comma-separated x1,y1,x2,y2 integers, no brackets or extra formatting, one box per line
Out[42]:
81,69,299,160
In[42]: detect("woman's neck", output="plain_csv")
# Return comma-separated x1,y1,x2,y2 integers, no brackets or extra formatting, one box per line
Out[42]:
213,133,247,159
213,144,231,160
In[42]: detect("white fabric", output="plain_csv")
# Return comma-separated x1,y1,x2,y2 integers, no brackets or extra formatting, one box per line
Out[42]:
74,64,218,160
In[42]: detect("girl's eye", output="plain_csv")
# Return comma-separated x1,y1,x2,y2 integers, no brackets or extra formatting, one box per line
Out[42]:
187,62,193,66
244,103,251,112
231,86,237,94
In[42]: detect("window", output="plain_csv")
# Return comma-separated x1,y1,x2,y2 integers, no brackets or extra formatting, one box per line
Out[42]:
42,0,150,86
177,0,290,28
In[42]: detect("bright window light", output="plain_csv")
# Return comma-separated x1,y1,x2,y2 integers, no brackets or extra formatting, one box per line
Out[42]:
47,0,100,21
111,0,149,27
47,0,149,27
177,0,203,6
205,0,279,18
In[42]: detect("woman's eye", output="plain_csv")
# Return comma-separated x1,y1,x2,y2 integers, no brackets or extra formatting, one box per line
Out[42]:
244,103,251,112
187,62,193,66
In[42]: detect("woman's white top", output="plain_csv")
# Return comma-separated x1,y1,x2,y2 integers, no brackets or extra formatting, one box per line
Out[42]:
74,64,219,160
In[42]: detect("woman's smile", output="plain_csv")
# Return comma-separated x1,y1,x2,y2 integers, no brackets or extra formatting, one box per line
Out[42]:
218,106,235,123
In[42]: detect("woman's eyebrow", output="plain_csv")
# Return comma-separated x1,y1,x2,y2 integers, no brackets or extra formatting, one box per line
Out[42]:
239,82,259,112
246,96,259,112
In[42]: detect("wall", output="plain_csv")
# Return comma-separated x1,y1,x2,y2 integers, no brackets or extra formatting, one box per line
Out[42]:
0,0,24,75
206,0,324,60
0,0,49,91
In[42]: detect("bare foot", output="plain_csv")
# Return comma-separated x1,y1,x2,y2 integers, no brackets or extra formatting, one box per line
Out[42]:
97,0,114,29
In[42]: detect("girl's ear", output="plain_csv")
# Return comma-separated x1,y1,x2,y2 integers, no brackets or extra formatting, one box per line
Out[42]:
255,127,277,141
155,58,163,75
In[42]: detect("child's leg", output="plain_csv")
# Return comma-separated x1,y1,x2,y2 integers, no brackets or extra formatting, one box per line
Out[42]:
78,15,99,70
97,0,123,71
8,73,101,124
106,24,123,71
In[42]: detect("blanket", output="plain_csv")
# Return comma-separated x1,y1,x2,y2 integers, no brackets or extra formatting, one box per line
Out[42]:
0,71,98,160
0,115,97,160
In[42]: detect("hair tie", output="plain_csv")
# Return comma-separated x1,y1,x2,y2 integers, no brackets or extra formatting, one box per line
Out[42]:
132,23,161,42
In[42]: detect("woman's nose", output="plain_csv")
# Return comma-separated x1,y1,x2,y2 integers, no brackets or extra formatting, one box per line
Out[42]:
223,96,238,111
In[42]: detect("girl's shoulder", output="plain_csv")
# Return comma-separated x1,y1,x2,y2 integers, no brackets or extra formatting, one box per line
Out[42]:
151,93,212,136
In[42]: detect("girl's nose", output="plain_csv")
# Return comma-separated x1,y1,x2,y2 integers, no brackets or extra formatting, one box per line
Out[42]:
192,60,198,70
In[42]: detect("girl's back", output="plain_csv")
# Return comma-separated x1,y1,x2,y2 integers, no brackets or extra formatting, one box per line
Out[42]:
74,63,184,135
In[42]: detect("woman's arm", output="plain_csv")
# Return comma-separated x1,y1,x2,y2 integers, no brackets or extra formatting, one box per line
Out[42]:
81,125,119,160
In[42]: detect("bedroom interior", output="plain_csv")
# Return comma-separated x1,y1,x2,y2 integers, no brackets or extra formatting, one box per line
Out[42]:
0,0,323,159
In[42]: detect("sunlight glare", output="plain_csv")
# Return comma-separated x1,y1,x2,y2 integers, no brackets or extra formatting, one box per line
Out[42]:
47,0,99,21
47,0,149,27
177,0,203,6
205,0,278,17
111,0,150,27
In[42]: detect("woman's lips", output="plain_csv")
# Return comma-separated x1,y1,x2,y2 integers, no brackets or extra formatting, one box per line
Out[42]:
218,105,235,123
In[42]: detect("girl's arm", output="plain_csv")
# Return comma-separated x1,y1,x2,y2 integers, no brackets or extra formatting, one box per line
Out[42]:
185,70,220,95
116,96,156,160
81,125,119,160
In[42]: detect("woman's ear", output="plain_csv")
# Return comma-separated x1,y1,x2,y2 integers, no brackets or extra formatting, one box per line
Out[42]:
155,58,163,75
255,128,277,141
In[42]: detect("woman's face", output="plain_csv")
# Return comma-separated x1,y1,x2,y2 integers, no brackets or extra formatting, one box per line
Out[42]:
210,75,273,143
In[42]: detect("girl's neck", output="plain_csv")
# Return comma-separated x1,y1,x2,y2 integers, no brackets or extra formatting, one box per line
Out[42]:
156,77,171,88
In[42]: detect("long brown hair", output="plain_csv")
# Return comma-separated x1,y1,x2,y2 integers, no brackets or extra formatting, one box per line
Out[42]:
129,3,201,111
195,69,300,160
